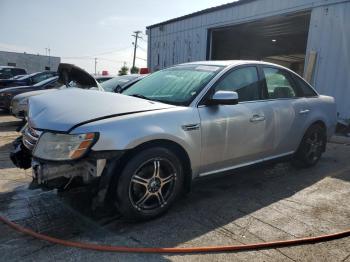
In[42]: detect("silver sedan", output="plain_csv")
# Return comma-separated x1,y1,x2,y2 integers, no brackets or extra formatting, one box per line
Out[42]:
12,60,337,221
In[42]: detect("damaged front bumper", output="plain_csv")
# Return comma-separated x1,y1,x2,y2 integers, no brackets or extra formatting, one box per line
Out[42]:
10,135,124,191
31,158,106,189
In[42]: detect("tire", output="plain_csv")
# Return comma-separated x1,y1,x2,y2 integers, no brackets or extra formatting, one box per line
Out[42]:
292,124,327,168
115,147,184,221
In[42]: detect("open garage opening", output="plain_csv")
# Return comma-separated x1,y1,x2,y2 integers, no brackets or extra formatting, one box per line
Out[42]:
208,11,311,76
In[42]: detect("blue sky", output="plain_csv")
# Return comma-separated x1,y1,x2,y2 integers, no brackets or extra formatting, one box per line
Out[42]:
0,0,232,74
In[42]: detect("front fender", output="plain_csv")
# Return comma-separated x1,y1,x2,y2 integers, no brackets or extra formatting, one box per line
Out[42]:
71,107,202,176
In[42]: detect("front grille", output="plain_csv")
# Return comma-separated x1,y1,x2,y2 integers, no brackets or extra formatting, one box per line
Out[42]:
23,126,42,151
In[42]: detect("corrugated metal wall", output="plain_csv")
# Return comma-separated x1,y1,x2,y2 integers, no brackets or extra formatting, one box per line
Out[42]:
148,0,350,118
307,2,350,119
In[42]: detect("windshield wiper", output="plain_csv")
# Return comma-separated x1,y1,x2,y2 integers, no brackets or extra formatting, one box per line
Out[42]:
130,94,149,100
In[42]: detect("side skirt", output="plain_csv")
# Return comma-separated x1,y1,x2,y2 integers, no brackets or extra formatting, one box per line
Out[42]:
198,151,294,178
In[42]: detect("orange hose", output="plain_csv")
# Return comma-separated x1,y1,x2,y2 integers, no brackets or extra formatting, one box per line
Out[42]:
1,215,349,253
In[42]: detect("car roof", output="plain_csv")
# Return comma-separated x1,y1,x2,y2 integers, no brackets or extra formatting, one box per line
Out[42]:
179,60,284,68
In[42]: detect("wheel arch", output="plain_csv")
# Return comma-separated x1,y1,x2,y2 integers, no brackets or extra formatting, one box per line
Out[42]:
115,139,193,193
297,119,328,153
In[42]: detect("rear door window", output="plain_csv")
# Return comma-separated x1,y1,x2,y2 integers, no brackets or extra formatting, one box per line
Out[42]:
262,67,300,99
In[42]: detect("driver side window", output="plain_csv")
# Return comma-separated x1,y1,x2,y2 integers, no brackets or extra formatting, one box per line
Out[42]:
215,67,260,102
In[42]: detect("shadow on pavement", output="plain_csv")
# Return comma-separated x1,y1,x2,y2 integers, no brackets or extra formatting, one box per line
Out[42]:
0,144,349,261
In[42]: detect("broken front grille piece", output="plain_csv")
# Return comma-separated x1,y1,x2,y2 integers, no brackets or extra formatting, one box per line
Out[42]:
23,126,42,151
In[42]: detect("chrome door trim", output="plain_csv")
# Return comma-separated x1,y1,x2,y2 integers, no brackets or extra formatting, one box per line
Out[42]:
198,151,294,177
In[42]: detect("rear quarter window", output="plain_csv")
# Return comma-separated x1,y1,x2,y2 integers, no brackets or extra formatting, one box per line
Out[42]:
292,75,318,97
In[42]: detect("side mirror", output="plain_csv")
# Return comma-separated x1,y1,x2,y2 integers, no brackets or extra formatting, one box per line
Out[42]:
206,90,239,106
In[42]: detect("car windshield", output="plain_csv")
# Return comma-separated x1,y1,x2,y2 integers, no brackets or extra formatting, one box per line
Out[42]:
33,76,58,87
122,65,223,106
101,75,139,92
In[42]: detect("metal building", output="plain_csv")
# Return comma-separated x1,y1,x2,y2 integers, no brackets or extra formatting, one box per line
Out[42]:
146,0,350,119
0,51,60,73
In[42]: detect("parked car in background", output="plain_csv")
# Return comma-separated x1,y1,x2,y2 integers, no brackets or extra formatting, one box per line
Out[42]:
0,71,57,89
11,89,57,118
95,75,114,83
11,73,143,119
0,76,58,111
9,74,27,80
11,60,337,221
0,66,27,79
0,76,59,112
100,74,143,93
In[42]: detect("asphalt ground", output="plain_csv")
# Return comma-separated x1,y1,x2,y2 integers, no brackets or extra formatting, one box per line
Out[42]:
1,111,350,261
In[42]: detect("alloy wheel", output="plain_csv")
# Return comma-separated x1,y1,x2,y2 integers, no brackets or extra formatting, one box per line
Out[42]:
305,131,324,163
129,158,177,211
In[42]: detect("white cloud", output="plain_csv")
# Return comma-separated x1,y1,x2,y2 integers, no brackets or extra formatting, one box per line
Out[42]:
0,42,38,54
98,16,146,28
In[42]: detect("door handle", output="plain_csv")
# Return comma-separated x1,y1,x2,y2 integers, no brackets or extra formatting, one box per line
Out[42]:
250,115,265,122
299,109,310,115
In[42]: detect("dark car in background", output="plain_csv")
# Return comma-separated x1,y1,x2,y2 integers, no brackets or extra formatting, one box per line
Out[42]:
0,66,27,80
0,71,56,89
101,74,142,92
11,74,144,119
95,75,114,83
10,74,27,80
0,76,59,111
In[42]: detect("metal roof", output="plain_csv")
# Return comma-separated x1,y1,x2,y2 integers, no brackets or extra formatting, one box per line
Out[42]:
146,0,259,29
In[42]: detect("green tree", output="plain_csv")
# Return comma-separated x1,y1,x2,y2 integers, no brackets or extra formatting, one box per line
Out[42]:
130,66,139,74
118,63,129,76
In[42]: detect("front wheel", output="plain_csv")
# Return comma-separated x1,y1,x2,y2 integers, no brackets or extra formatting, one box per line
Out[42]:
115,147,184,221
292,124,326,168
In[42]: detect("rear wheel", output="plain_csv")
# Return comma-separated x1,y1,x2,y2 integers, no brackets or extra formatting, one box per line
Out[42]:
115,147,184,221
292,124,326,168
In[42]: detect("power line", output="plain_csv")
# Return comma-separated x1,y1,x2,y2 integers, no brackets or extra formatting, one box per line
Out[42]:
138,37,148,43
137,45,147,52
98,57,125,63
61,46,131,60
62,56,125,64
136,57,147,61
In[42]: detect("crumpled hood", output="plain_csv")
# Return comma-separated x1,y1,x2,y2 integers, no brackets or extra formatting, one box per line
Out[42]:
58,63,103,91
13,89,57,101
28,88,175,132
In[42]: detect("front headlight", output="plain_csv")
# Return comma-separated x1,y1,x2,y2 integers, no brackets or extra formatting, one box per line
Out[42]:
33,132,98,160
19,98,28,105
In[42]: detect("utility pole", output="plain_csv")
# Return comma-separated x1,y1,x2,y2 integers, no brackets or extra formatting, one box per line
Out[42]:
45,47,51,70
132,31,142,69
94,58,97,75
48,47,51,70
